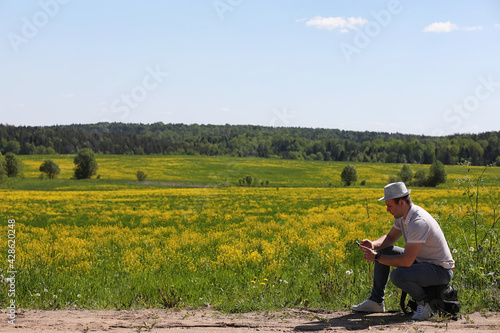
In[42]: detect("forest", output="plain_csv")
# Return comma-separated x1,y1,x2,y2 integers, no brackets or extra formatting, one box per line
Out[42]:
0,122,498,166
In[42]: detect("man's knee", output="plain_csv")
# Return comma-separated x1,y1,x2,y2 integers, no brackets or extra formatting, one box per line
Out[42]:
390,267,408,287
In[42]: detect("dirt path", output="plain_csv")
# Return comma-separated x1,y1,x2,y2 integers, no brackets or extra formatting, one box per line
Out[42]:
2,308,500,332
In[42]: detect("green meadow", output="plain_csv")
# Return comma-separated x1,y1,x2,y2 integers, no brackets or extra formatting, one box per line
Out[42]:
1,155,499,314
9,154,500,189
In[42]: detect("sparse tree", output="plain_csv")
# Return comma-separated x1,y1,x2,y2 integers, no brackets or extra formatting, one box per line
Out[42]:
74,148,98,180
341,164,358,186
4,140,21,154
414,170,428,187
39,159,60,179
427,160,447,187
398,164,413,184
0,153,5,180
136,170,147,182
5,153,22,177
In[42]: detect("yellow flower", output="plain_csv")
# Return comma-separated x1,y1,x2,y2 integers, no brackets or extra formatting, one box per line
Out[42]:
250,281,255,284
260,282,266,286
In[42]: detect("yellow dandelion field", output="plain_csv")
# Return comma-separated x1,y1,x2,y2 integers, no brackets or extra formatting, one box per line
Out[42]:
1,155,499,311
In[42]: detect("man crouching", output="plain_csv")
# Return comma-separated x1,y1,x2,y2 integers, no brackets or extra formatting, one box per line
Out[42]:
351,182,454,321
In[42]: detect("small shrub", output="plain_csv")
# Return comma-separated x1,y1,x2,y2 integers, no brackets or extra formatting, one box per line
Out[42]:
340,165,358,186
39,159,60,179
136,170,147,182
427,160,447,187
5,152,22,177
413,170,428,186
74,148,98,180
398,164,413,184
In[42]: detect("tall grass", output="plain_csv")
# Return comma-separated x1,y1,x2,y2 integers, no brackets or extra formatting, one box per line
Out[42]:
440,161,500,311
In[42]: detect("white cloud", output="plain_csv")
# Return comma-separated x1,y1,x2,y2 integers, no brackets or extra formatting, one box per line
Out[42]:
220,107,231,113
295,18,307,23
13,103,25,108
463,26,483,31
495,23,500,29
423,21,459,33
62,93,75,98
305,16,367,33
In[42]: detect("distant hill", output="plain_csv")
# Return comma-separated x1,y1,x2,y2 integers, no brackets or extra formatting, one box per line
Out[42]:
0,122,498,166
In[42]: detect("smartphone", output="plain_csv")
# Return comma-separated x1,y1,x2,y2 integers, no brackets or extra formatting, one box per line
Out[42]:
355,240,371,250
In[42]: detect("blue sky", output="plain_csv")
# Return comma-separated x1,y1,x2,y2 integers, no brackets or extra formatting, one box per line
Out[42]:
1,0,499,135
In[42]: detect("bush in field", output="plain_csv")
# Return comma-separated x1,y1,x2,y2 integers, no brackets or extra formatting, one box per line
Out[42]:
398,164,413,184
413,169,428,186
341,164,357,186
5,152,22,177
136,170,147,182
0,153,5,180
238,176,269,187
427,160,447,187
39,159,60,179
74,148,98,180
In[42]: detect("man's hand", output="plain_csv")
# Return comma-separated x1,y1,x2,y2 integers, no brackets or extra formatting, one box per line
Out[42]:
357,239,377,262
359,239,374,250
360,246,377,262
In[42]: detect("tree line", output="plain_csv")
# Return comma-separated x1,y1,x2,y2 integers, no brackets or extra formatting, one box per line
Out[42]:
0,148,98,182
339,161,447,188
0,123,499,166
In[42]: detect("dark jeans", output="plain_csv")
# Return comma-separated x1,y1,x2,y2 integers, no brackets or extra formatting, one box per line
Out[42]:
368,246,453,304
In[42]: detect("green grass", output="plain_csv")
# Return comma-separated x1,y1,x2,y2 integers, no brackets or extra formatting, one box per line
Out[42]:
1,155,499,313
13,154,500,189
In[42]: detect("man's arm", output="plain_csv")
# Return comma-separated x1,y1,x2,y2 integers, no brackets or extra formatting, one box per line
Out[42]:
361,227,423,267
371,227,402,250
377,242,422,267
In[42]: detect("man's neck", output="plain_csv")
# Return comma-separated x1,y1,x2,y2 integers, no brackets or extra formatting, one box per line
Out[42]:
403,204,412,220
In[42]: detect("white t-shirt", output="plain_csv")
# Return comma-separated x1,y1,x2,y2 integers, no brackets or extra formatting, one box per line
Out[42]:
393,204,455,269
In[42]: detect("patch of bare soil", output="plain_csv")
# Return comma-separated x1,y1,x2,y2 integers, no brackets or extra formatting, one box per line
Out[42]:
2,308,500,332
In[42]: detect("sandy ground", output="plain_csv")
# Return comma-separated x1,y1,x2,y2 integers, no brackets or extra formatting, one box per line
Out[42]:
2,308,500,333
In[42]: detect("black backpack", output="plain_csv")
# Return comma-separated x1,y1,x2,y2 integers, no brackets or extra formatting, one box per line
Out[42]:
400,284,461,319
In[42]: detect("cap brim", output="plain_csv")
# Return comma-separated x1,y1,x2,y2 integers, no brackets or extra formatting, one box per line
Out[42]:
378,189,411,201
